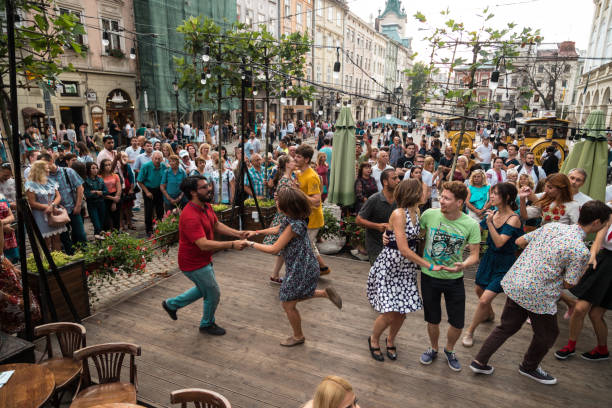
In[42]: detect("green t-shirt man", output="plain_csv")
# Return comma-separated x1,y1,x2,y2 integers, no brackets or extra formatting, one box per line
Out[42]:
419,208,480,280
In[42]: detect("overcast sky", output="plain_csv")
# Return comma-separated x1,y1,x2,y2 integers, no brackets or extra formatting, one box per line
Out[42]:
350,0,595,62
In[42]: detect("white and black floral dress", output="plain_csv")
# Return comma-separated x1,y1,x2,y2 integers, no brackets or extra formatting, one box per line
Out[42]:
367,210,422,314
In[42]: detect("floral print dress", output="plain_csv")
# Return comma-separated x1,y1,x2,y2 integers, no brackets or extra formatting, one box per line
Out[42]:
263,175,296,245
278,217,319,302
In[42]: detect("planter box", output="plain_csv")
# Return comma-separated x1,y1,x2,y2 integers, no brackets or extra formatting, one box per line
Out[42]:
157,230,179,247
214,209,240,241
242,206,276,243
28,260,90,323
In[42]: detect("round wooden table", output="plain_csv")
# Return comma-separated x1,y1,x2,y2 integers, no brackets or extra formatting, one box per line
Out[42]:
90,404,143,408
0,363,55,408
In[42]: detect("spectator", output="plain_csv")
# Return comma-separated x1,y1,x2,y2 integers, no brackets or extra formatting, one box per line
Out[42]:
138,151,167,236
96,135,116,167
568,168,592,206
190,157,206,177
372,151,394,192
0,163,16,208
23,149,41,179
92,126,105,152
447,155,469,182
25,160,64,251
83,162,108,238
42,153,86,253
517,152,546,184
133,140,154,175
319,138,333,167
485,157,507,187
466,170,490,221
209,155,235,204
389,136,404,167
99,158,122,230
161,155,187,211
519,173,579,226
244,153,266,199
302,375,360,408
396,142,416,169
125,137,141,164
0,191,17,262
437,145,454,180
178,150,195,173
244,131,261,159
542,145,559,175
118,152,136,230
505,144,520,168
75,142,93,164
354,162,377,214
316,152,329,202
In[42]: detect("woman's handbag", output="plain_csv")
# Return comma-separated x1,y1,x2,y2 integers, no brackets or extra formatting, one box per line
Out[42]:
47,206,71,228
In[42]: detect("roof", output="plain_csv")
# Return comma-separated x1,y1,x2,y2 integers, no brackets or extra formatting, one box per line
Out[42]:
378,0,406,19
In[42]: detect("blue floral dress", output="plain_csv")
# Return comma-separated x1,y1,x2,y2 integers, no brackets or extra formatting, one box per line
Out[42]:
263,175,295,245
278,217,319,301
25,180,67,238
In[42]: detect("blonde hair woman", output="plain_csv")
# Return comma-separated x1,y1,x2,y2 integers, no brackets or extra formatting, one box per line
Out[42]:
447,155,469,182
199,143,213,170
303,376,360,408
466,169,490,221
25,160,65,250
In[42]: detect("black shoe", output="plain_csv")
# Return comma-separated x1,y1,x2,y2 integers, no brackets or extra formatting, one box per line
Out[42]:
385,337,397,360
199,323,226,336
554,346,575,360
368,337,384,362
470,360,494,375
518,365,557,385
581,348,610,361
162,300,177,320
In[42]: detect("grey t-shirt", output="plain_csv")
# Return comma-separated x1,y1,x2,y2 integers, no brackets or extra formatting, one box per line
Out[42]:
358,191,397,262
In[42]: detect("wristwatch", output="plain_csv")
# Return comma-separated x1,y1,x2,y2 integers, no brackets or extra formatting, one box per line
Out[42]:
248,241,255,248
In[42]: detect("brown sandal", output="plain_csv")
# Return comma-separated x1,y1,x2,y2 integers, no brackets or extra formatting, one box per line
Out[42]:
280,336,305,347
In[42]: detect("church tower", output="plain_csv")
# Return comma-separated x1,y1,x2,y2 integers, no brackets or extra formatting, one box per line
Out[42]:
375,0,411,48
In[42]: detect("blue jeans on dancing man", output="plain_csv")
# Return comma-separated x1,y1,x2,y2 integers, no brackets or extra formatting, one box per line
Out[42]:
165,263,220,328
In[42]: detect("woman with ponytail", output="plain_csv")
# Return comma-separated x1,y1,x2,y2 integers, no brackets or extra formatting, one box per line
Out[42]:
462,182,524,348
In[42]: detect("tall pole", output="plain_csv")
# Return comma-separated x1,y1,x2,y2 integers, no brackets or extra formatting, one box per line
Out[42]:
216,42,223,203
263,46,271,197
6,0,32,340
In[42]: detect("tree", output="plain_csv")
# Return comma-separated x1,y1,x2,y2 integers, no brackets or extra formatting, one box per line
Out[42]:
405,62,430,117
414,7,541,178
519,57,574,111
0,0,86,154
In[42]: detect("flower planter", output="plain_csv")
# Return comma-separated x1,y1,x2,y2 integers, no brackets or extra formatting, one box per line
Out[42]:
317,236,346,255
27,260,90,323
214,208,241,241
156,230,179,247
242,206,277,243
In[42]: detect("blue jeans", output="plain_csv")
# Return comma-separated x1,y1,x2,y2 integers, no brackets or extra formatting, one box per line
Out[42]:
59,212,87,254
166,264,220,327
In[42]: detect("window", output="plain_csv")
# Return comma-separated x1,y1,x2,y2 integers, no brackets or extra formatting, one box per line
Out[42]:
296,4,302,28
564,65,571,73
60,81,79,96
326,65,331,83
315,31,323,46
538,65,544,73
101,18,121,54
337,9,342,26
328,6,333,21
59,8,85,46
327,35,333,47
258,13,265,23
306,11,312,30
246,9,254,25
284,0,290,18
316,0,323,16
316,65,321,82
534,95,540,102
562,79,568,87
536,80,542,87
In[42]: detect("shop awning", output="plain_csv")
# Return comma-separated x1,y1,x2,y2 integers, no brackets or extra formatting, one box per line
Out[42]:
22,107,45,117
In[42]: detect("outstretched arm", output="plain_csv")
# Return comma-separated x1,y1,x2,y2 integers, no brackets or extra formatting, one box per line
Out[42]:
250,225,296,255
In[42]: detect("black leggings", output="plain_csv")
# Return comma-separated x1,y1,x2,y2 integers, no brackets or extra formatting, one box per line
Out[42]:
105,199,120,230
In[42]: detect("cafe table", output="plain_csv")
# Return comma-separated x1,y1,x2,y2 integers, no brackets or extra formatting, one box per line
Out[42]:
91,404,144,408
0,363,55,408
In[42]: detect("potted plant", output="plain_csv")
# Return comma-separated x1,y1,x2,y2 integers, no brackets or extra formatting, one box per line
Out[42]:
316,207,346,255
153,208,181,246
26,251,89,322
242,198,276,231
343,215,369,261
79,231,154,304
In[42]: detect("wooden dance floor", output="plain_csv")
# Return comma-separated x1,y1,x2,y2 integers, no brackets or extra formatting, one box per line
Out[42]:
83,250,611,407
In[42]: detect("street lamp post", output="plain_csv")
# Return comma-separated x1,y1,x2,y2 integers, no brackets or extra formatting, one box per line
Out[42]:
394,85,403,118
172,78,179,123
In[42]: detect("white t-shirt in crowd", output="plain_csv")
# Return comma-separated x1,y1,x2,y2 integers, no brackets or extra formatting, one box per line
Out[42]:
372,164,394,192
606,184,612,203
485,168,507,187
573,191,593,207
475,143,493,164
517,165,547,184
183,124,192,137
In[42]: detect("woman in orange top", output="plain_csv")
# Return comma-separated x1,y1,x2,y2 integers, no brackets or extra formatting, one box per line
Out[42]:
99,158,122,230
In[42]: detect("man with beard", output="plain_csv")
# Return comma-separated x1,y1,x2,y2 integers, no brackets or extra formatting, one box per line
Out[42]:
162,176,250,335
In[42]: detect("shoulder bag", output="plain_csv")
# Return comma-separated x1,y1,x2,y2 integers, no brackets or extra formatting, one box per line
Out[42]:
47,205,70,227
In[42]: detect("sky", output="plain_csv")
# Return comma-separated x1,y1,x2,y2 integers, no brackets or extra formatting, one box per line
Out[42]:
349,0,595,62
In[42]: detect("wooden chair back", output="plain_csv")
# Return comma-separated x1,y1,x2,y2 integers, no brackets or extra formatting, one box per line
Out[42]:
72,342,141,390
34,322,86,360
170,388,232,408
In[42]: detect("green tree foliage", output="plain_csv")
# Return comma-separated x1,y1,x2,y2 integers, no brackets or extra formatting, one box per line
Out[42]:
0,0,86,151
405,62,430,116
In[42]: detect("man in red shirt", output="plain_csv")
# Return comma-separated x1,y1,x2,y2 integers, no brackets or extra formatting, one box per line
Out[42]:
162,175,248,335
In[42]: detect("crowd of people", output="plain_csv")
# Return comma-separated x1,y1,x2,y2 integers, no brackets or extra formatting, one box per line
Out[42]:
2,115,612,404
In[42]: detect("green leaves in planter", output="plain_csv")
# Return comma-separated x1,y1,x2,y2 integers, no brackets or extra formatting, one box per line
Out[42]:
26,251,83,274
212,204,230,212
243,198,276,208
317,207,344,240
343,215,366,248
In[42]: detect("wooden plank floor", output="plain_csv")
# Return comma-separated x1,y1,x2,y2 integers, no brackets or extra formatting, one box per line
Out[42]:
83,250,612,408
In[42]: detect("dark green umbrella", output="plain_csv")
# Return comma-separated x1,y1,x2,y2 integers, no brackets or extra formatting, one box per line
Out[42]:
561,110,608,201
328,107,356,205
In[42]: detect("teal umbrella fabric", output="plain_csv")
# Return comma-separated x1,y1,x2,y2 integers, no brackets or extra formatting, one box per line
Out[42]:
561,110,608,201
366,115,410,126
328,107,356,206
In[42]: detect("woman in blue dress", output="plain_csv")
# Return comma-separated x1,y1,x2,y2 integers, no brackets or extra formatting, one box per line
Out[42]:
462,182,523,348
247,187,342,347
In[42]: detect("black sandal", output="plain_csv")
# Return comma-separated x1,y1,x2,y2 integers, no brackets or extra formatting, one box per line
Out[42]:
386,337,397,360
368,337,384,362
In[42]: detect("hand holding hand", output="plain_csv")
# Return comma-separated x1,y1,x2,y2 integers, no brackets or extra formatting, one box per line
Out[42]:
442,262,465,273
243,230,257,239
234,240,249,250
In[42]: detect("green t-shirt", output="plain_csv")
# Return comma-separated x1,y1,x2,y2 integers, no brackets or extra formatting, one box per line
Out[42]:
420,209,480,279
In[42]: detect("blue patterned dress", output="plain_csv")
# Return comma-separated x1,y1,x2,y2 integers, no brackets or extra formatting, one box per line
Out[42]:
25,180,67,238
367,210,422,314
278,217,319,301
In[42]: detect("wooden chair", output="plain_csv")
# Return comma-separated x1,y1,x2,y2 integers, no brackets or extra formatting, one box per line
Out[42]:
170,388,232,408
69,342,141,408
34,322,87,407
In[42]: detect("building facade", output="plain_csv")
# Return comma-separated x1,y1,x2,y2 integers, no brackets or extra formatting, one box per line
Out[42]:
19,0,139,136
237,0,279,38
577,0,612,125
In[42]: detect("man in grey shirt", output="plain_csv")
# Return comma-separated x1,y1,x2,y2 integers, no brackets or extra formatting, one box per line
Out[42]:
356,168,400,264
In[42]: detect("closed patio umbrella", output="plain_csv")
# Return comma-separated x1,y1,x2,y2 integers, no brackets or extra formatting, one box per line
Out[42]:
561,110,608,201
366,115,410,126
328,107,356,206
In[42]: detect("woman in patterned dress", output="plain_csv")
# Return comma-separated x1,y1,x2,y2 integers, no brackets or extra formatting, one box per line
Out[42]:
25,160,66,251
259,155,297,283
247,188,342,347
0,192,17,262
367,179,443,362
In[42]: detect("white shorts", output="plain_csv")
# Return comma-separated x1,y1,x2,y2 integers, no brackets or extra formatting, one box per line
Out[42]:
307,228,320,257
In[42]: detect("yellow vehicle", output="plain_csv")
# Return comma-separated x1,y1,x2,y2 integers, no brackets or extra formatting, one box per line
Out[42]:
446,117,475,152
516,117,569,165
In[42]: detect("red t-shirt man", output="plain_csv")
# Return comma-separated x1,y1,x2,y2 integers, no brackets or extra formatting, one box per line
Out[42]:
178,201,217,271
